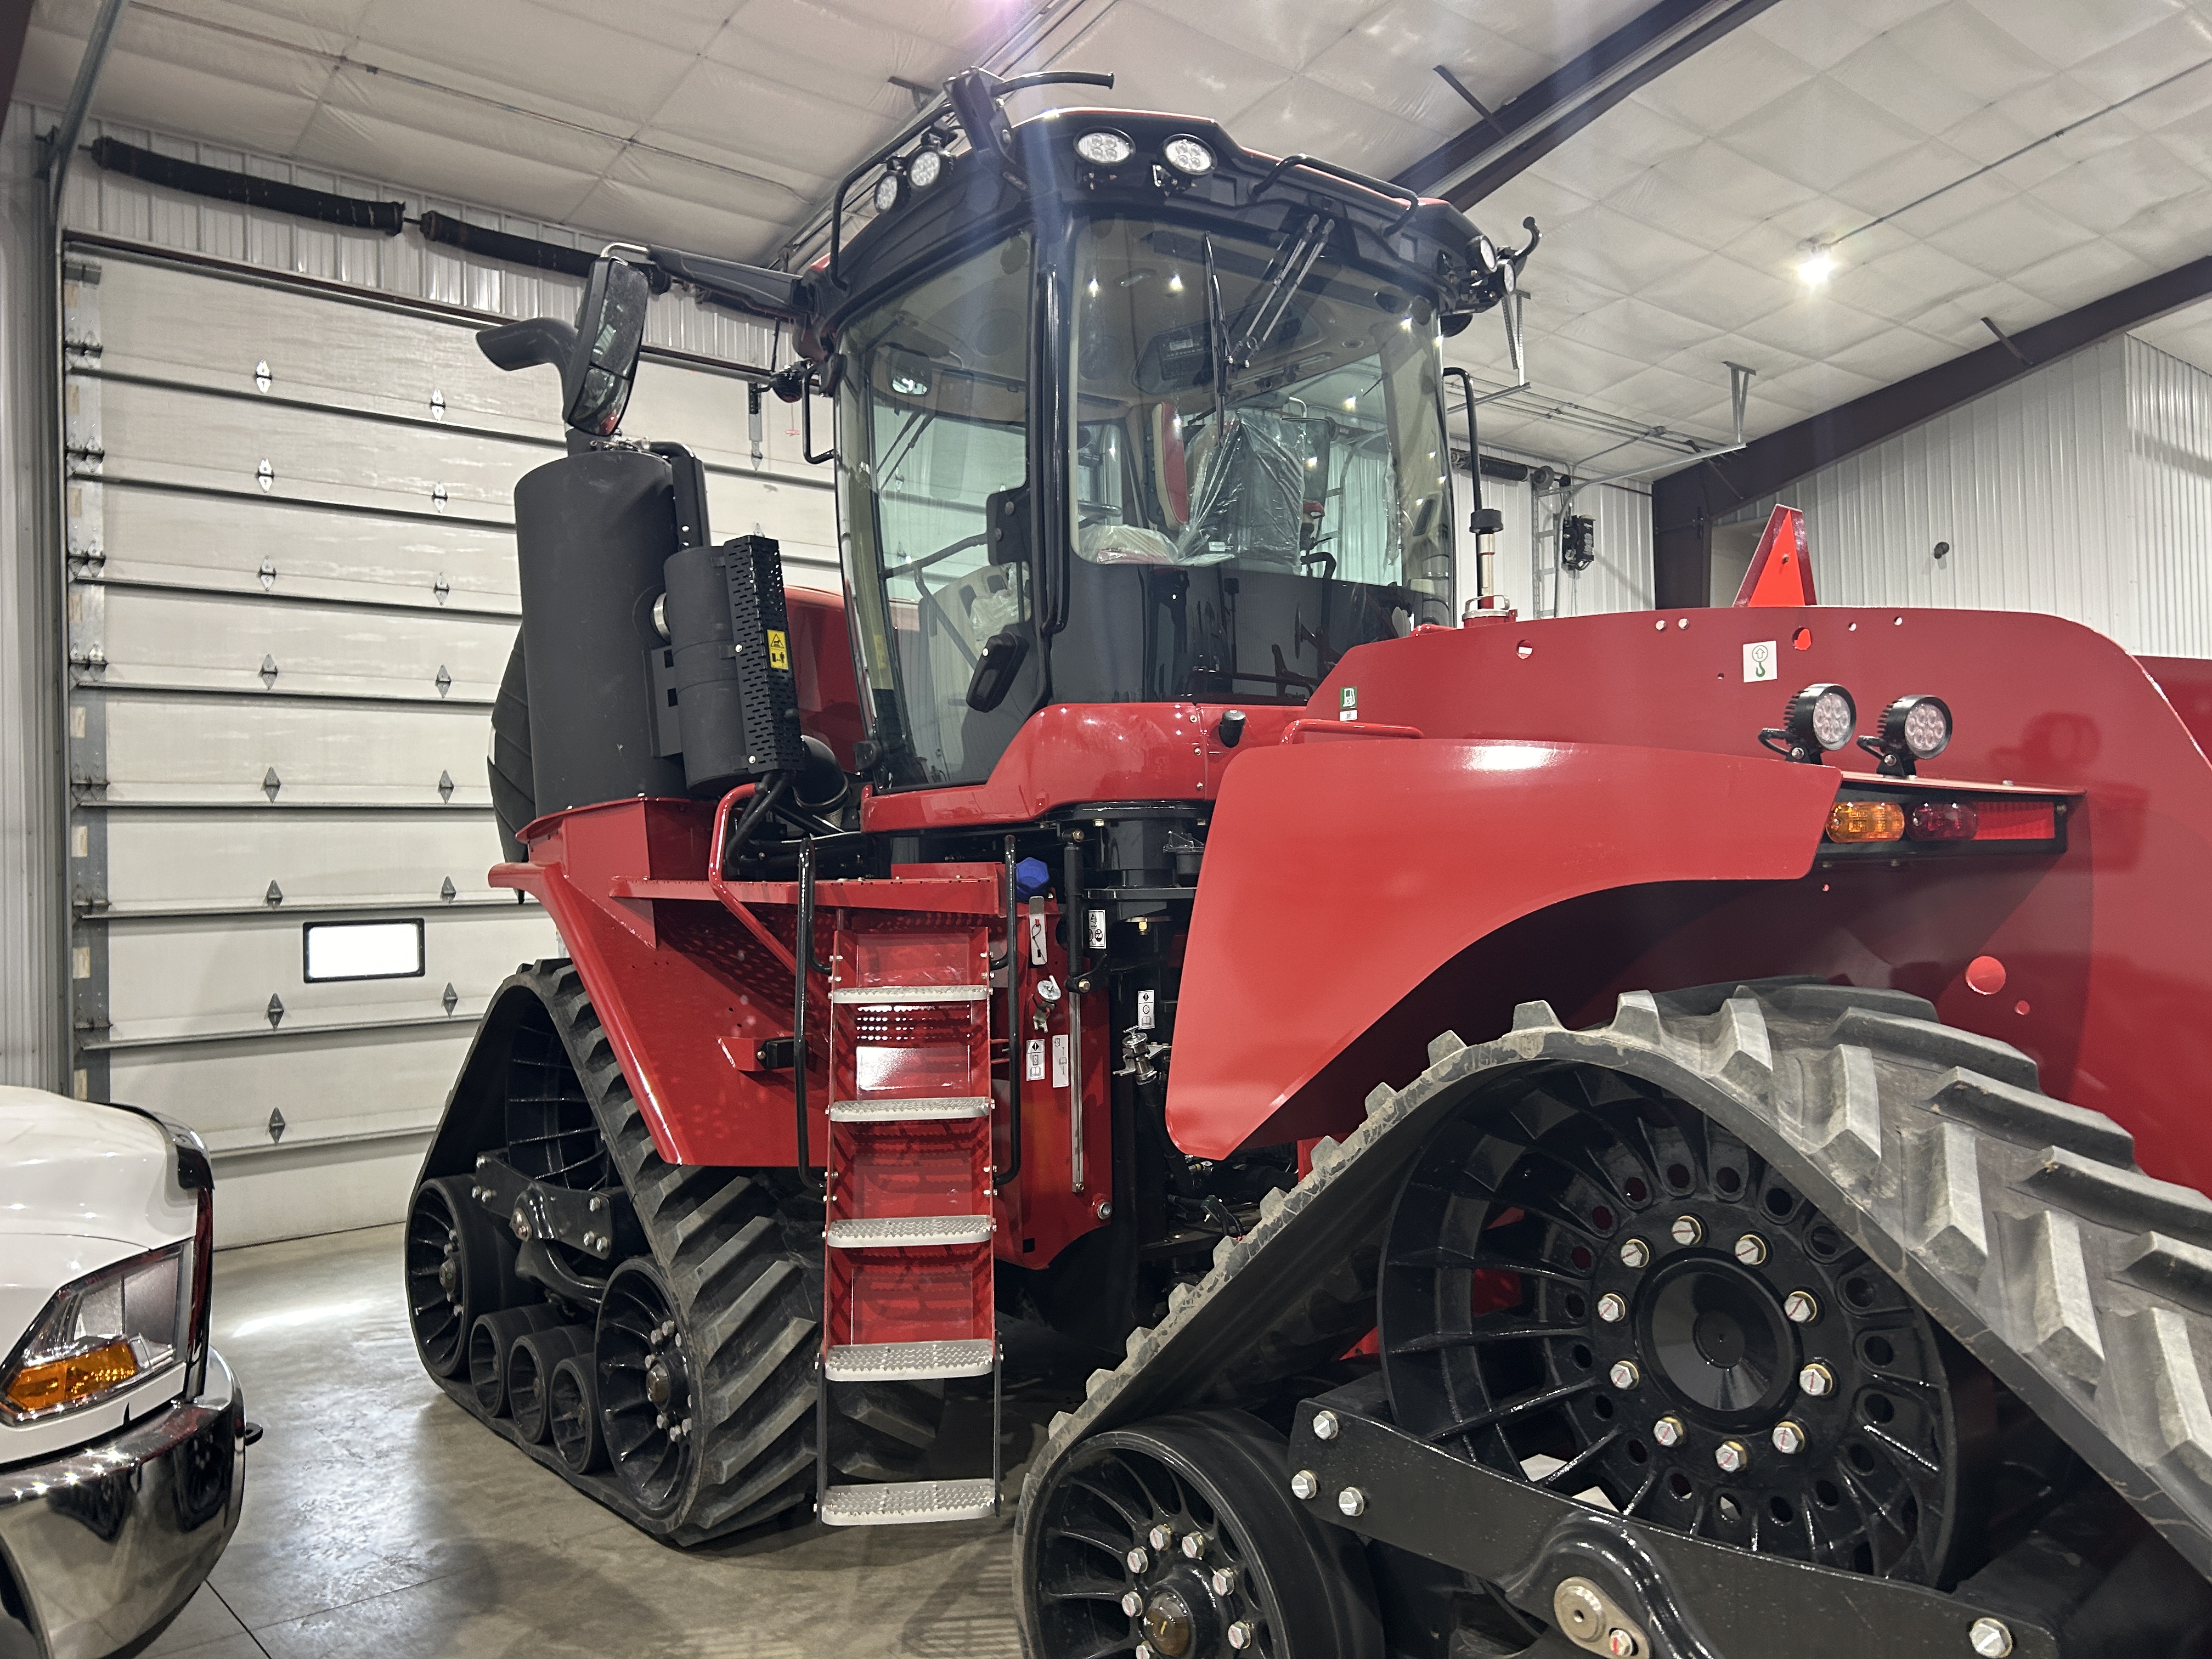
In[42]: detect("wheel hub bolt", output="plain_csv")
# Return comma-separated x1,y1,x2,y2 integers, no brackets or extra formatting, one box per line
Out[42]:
1227,1621,1256,1650
1210,1567,1239,1597
1180,1531,1209,1560
1772,1420,1807,1454
1290,1469,1318,1500
1968,1617,2013,1657
1338,1487,1367,1517
1609,1359,1641,1390
1619,1238,1650,1269
1608,1630,1641,1658
1714,1440,1748,1474
1121,1591,1144,1617
1126,1547,1150,1573
1652,1415,1685,1447
1734,1233,1768,1267
1670,1216,1703,1246
1785,1290,1820,1324
1596,1293,1628,1323
1148,1523,1175,1551
1312,1409,1340,1440
1799,1362,1835,1397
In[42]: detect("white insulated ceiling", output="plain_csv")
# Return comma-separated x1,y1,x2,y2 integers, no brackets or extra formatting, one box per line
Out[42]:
18,0,2212,469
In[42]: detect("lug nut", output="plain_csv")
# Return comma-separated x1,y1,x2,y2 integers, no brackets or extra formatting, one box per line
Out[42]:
1597,1293,1628,1323
1799,1362,1835,1397
1210,1566,1239,1597
1669,1216,1703,1246
1312,1409,1340,1440
1734,1233,1768,1267
1652,1415,1684,1447
1126,1547,1149,1573
1607,1630,1640,1659
1785,1290,1820,1324
1714,1440,1748,1474
1121,1590,1143,1617
1968,1617,2013,1657
1772,1420,1807,1454
1181,1531,1208,1560
1338,1487,1367,1517
1609,1359,1641,1390
1148,1523,1175,1551
1227,1623,1256,1651
1619,1238,1650,1269
1290,1469,1318,1500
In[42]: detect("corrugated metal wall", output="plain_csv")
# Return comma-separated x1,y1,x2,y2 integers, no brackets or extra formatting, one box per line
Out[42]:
2126,337,2212,657
1453,453,1655,618
1,106,66,1090
1714,335,2212,656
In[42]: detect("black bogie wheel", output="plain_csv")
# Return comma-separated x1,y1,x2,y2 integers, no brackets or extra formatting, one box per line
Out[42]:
596,1259,698,1519
549,1354,608,1475
1380,1062,1988,1585
405,1175,523,1380
1028,1409,1383,1659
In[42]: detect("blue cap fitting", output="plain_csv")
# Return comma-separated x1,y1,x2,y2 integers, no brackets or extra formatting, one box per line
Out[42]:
1014,857,1052,898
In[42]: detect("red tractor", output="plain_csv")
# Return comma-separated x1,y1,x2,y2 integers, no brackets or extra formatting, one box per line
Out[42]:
405,66,2212,1659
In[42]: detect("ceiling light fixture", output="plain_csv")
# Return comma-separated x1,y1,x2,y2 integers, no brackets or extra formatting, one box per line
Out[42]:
1796,241,1836,286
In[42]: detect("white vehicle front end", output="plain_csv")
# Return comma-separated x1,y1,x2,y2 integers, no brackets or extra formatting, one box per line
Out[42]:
0,1087,246,1659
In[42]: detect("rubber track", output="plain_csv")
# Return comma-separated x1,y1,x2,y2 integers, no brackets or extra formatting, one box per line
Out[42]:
433,960,939,1545
1014,978,2212,1645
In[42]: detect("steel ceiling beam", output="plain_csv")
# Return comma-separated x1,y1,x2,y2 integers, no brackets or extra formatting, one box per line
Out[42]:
1398,0,1785,208
1650,251,2212,608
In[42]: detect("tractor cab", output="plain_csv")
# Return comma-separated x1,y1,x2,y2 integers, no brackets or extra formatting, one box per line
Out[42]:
662,71,1534,791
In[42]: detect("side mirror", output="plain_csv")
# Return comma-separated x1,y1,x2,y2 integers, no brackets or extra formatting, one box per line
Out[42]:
562,257,652,437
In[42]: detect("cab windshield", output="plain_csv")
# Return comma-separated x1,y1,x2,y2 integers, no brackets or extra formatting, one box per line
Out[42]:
1057,215,1454,704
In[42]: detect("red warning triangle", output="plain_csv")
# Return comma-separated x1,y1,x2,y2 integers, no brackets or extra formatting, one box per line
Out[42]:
1734,504,1816,607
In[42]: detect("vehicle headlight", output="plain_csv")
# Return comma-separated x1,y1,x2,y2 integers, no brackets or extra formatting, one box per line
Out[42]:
2,1242,190,1419
1075,129,1135,167
1161,134,1215,176
872,170,902,213
907,146,945,190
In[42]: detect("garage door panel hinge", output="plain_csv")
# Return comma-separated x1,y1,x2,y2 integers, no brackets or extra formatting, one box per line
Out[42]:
266,881,284,907
440,876,457,901
442,982,459,1015
267,1105,286,1139
65,444,106,477
438,770,455,802
266,997,285,1031
261,654,279,689
263,767,283,801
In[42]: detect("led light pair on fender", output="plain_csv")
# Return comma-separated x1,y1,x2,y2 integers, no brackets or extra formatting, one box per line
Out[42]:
1760,684,1951,775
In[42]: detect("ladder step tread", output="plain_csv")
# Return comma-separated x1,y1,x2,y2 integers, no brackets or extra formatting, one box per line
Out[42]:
830,984,990,1005
829,1096,992,1123
825,1339,995,1381
825,1214,993,1248
819,1478,996,1527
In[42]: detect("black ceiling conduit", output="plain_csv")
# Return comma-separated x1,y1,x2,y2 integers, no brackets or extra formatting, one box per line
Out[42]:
85,140,670,292
88,136,405,230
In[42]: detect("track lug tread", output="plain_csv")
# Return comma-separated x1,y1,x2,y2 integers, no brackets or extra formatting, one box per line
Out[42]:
2018,1207,2106,1384
1829,1008,2041,1090
1933,1067,2135,1165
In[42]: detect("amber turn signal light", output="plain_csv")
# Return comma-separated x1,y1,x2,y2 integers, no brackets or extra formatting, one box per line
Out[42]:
2,1338,140,1415
1827,800,1905,843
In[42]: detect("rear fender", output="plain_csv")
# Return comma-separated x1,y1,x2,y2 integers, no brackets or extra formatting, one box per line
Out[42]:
1165,738,1835,1158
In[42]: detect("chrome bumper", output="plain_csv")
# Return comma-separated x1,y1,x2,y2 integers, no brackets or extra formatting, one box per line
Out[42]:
0,1352,245,1659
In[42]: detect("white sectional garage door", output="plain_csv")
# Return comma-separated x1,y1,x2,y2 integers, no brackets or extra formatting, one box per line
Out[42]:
61,244,838,1244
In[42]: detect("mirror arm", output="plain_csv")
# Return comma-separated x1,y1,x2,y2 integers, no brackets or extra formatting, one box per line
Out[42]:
476,317,577,373
801,377,835,466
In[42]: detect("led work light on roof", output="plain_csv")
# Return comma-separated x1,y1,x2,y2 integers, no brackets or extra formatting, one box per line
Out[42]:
873,170,904,212
907,145,945,190
1161,134,1216,176
1075,129,1136,167
1759,682,1857,764
1858,694,1953,777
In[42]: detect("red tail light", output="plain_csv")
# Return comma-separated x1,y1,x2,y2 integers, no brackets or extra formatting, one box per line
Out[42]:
1974,799,2058,841
1907,802,1979,842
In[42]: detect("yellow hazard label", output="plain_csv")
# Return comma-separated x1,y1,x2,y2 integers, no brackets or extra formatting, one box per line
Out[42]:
766,628,789,670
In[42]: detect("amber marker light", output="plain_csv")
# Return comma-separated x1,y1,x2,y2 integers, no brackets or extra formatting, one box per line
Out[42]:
1827,800,1905,843
2,1337,141,1415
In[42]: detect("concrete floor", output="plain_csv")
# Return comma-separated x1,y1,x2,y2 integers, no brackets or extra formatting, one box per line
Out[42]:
146,1224,1032,1658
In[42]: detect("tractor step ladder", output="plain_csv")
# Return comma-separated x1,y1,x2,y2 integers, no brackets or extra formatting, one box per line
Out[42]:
816,924,1001,1527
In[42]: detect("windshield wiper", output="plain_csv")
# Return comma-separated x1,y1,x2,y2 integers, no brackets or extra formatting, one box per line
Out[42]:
1202,234,1230,437
1229,214,1329,371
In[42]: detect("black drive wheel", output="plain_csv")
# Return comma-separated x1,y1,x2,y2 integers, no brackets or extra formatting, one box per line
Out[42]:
1380,1063,1991,1583
1026,1409,1383,1659
405,1175,522,1379
597,1259,697,1519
